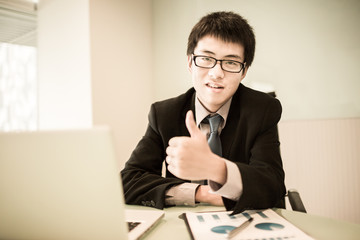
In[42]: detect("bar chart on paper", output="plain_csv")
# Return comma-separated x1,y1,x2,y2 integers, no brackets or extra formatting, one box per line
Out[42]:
184,209,314,240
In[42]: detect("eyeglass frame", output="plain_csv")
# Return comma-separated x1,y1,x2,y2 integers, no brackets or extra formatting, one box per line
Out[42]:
192,54,245,73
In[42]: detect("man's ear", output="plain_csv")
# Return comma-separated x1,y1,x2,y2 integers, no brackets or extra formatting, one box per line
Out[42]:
187,55,192,73
240,66,249,81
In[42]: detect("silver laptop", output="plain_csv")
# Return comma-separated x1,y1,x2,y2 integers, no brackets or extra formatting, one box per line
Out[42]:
0,127,164,240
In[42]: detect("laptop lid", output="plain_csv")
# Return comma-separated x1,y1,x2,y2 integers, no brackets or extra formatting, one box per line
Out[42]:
0,127,128,240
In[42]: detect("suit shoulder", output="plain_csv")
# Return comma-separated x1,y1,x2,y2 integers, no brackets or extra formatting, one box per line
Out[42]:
239,84,281,106
234,84,282,121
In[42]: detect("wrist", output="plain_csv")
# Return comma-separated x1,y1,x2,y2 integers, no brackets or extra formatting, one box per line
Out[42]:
195,185,208,203
195,185,224,206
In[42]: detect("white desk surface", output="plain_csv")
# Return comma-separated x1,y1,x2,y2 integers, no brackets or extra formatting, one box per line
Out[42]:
125,204,360,240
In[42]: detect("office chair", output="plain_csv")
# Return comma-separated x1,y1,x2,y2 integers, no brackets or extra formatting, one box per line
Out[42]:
287,189,307,213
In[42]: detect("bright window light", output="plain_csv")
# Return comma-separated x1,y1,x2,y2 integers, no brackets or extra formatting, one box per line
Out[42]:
0,43,37,131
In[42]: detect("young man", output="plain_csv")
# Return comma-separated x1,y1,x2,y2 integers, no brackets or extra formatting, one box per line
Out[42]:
121,11,285,214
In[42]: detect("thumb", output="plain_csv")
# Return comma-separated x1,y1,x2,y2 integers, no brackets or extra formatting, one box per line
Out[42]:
185,110,202,138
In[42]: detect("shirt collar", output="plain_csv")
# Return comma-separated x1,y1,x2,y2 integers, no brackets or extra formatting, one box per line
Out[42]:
195,94,232,127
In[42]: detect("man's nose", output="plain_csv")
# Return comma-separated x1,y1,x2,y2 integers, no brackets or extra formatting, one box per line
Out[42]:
208,61,224,79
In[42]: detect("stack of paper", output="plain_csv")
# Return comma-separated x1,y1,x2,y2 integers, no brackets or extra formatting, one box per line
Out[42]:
183,209,314,240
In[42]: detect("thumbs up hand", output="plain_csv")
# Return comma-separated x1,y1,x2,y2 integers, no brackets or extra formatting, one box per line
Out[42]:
166,110,226,185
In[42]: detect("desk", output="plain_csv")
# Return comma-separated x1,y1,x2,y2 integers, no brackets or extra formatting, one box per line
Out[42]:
126,205,360,240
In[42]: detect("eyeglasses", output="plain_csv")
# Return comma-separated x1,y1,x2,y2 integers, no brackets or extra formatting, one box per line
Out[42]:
192,55,245,73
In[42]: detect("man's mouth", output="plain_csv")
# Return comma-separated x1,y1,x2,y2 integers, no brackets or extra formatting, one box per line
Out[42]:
206,83,224,89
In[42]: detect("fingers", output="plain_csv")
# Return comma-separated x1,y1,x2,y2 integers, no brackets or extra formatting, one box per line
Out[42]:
166,137,189,163
166,137,186,165
166,155,182,179
168,136,184,147
166,159,176,176
165,155,172,165
166,137,189,180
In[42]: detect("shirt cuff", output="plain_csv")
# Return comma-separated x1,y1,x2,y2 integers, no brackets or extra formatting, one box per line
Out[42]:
165,183,199,206
208,159,243,201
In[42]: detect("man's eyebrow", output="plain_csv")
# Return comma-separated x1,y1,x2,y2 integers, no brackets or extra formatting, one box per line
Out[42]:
200,50,215,55
198,50,243,60
224,54,243,60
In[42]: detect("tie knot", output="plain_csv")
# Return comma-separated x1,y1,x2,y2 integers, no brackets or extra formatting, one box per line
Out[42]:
206,114,223,133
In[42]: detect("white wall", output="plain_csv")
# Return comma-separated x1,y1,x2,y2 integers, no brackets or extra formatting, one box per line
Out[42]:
37,0,153,170
89,0,153,170
38,0,92,129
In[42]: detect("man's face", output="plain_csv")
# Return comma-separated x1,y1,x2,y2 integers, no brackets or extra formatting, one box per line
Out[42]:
188,35,247,112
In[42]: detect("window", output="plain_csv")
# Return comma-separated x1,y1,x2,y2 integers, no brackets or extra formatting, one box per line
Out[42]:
0,43,37,131
0,0,37,131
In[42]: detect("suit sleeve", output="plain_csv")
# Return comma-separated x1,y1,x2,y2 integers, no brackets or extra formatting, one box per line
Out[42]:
120,104,184,209
223,98,286,214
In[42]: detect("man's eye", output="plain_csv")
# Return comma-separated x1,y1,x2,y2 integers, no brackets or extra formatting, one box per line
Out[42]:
224,61,239,66
200,57,212,62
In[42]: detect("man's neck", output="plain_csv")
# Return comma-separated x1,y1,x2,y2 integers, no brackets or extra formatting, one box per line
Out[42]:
194,95,232,127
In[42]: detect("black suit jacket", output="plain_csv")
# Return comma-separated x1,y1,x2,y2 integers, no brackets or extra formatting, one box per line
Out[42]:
121,84,286,214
